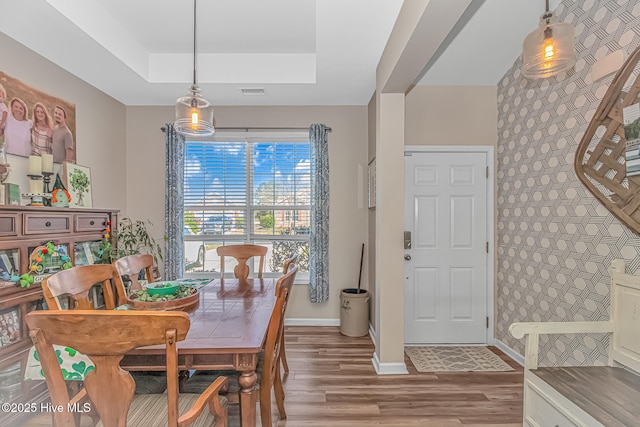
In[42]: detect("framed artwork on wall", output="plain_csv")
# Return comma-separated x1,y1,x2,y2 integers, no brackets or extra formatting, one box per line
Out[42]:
368,157,376,209
0,71,76,163
63,162,92,208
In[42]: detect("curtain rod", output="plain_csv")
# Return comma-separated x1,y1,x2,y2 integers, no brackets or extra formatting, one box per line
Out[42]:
161,125,331,132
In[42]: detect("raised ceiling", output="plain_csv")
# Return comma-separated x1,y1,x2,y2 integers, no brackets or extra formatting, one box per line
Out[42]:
0,0,562,106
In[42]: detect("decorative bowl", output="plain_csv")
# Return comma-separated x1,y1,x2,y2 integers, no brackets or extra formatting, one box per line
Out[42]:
146,281,180,296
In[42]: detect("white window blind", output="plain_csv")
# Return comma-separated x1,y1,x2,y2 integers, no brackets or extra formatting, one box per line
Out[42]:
183,133,310,278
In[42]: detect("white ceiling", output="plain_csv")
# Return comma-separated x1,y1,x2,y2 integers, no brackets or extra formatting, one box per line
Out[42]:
0,0,562,106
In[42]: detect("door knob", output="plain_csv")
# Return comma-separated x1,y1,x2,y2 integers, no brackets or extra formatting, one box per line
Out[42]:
404,254,411,260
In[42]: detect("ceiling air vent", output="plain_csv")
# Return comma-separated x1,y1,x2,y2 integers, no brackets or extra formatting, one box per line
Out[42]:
240,88,265,96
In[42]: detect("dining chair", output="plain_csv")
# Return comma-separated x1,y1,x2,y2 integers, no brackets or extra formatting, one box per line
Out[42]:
282,253,298,274
217,244,267,280
113,254,156,300
276,261,298,374
182,265,298,426
272,266,297,403
42,264,118,310
42,263,167,395
26,310,228,427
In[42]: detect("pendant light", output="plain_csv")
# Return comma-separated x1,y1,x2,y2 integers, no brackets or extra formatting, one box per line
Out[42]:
174,0,215,136
521,0,576,79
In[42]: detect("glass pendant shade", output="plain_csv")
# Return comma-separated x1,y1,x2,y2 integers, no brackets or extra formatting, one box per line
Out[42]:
522,11,576,79
175,84,215,136
174,0,215,137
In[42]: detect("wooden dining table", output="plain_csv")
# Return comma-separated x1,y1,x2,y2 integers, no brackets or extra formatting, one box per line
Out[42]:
121,277,278,427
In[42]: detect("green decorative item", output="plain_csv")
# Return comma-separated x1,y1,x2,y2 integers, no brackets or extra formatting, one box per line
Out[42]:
18,241,72,287
145,281,180,296
51,173,71,208
19,273,34,287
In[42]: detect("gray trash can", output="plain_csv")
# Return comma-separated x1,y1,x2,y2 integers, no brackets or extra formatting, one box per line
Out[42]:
340,289,370,337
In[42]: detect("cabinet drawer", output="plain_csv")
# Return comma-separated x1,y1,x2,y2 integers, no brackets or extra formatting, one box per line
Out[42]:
0,214,18,237
75,214,108,232
23,214,71,235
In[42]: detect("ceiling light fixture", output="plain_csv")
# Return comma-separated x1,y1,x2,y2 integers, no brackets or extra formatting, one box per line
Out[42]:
521,0,576,79
174,0,214,136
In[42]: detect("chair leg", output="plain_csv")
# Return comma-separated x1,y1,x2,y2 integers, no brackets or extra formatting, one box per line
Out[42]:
274,362,287,420
259,382,272,427
280,329,289,374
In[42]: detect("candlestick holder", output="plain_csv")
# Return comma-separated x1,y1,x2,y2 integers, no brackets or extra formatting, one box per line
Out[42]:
42,172,53,206
23,174,44,206
42,172,53,193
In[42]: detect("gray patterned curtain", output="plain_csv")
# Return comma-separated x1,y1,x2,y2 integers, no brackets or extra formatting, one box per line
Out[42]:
309,123,330,303
164,124,185,280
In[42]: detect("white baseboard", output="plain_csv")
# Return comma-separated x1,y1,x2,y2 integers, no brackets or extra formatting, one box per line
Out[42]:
493,339,524,366
285,318,340,326
368,323,376,343
371,352,408,375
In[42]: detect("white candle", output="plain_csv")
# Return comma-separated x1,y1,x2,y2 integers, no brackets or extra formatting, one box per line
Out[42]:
41,154,53,173
28,156,42,176
29,179,42,194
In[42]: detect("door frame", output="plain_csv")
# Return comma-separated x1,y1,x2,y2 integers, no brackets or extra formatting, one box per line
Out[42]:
404,145,495,345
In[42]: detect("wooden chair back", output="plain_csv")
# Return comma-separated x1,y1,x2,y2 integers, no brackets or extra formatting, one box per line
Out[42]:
113,254,155,303
26,310,190,427
273,265,298,374
283,253,299,274
276,264,298,297
42,264,118,310
260,266,297,423
216,244,267,280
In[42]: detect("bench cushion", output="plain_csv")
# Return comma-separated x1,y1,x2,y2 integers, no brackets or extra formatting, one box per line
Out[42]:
533,366,640,427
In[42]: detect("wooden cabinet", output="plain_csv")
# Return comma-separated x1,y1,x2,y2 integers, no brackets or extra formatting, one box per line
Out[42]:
0,206,118,426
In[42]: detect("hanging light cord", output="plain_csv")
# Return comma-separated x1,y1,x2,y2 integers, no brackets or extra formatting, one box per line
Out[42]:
192,0,197,86
543,0,552,24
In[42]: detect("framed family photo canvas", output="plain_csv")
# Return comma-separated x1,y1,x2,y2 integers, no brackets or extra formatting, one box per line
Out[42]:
0,71,76,163
63,162,92,208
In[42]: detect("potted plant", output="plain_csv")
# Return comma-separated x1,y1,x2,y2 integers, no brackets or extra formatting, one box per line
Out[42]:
96,218,163,266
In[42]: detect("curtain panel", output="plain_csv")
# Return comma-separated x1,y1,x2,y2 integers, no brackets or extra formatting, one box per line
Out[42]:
164,124,185,280
309,124,330,303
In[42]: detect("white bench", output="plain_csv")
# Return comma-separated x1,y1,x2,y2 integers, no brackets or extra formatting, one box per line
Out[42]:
509,260,640,427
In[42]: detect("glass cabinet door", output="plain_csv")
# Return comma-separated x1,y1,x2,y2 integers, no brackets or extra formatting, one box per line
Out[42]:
73,241,102,266
0,249,18,288
0,308,19,348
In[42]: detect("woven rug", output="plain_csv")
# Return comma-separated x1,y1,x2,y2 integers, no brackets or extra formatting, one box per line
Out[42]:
405,346,514,372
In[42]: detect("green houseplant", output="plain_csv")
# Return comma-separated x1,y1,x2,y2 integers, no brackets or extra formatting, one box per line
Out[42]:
96,218,163,265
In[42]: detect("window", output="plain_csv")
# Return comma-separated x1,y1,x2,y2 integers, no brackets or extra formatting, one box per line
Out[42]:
183,133,310,279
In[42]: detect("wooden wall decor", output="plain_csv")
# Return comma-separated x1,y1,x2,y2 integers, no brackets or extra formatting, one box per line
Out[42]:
575,45,640,235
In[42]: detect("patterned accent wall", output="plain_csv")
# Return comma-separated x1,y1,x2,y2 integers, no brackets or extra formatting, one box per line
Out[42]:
497,0,640,366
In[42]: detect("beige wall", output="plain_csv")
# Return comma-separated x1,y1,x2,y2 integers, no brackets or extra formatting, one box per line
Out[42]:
0,33,127,212
125,105,370,320
406,86,497,147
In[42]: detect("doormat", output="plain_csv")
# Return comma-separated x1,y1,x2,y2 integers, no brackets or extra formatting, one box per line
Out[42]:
405,346,514,372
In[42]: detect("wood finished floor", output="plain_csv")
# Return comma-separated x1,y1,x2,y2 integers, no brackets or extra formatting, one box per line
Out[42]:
22,326,524,426
271,327,523,426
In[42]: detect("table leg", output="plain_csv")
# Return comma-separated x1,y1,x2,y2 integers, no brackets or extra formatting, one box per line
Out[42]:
238,369,258,426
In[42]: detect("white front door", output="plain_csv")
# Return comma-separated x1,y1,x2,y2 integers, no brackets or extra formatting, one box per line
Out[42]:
404,151,489,344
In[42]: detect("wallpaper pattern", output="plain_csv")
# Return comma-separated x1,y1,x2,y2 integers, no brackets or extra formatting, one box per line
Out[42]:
497,0,640,366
